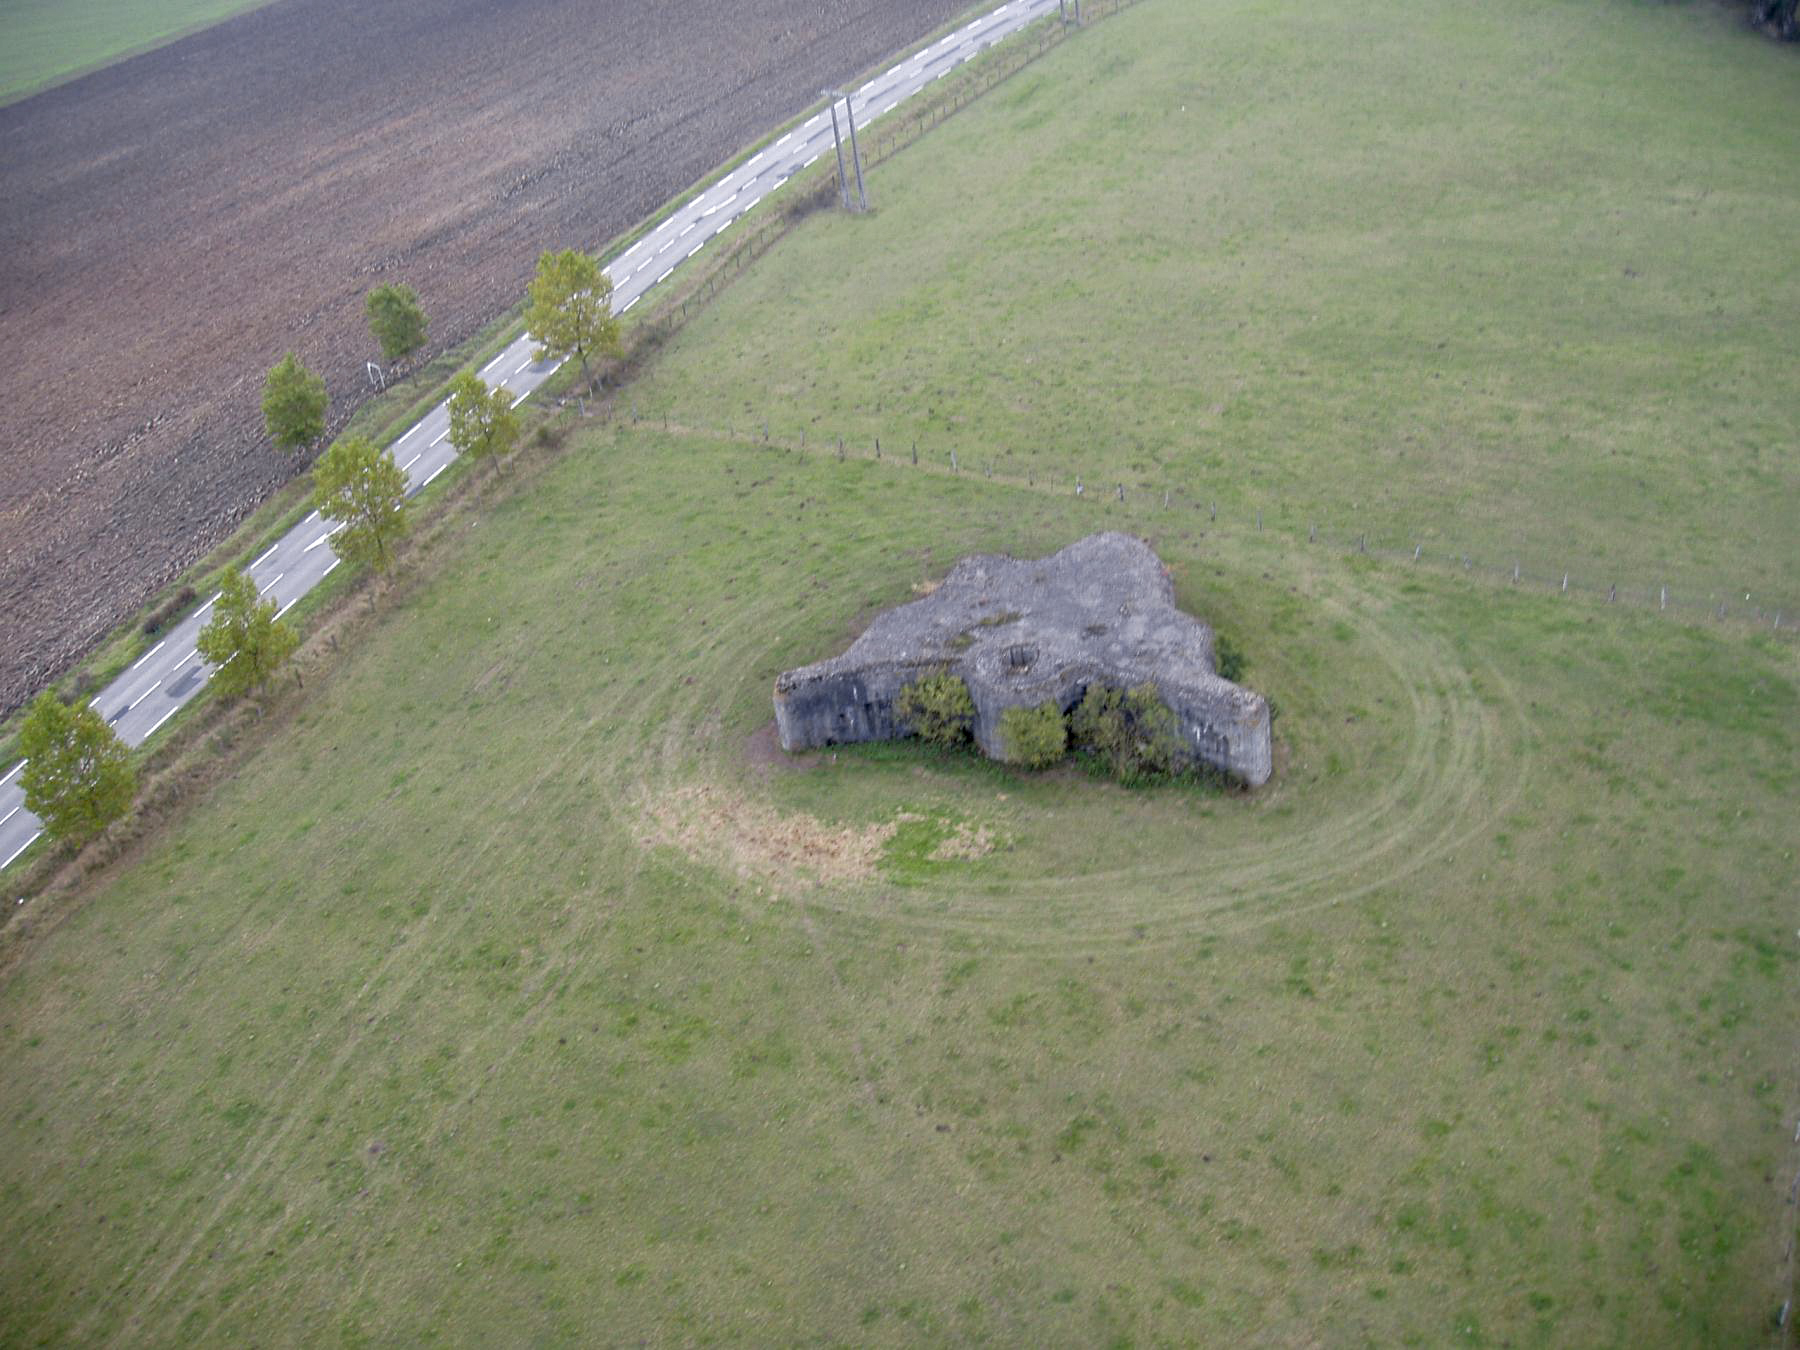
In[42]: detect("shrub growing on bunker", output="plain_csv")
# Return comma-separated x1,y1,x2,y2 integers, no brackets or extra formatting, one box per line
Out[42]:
1000,701,1068,768
1214,632,1246,683
897,669,975,747
1071,683,1182,783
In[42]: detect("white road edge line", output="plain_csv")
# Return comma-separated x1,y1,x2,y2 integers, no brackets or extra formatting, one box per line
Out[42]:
144,708,178,739
0,0,1053,856
132,640,166,670
0,805,19,829
2,831,42,871
422,464,448,487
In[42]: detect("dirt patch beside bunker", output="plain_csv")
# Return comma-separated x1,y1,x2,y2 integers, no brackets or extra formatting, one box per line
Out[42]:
639,784,899,887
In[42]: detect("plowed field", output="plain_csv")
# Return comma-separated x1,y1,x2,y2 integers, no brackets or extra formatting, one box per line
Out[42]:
0,0,968,716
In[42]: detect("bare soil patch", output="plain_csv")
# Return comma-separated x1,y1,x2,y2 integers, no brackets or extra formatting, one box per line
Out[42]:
638,782,897,887
745,720,822,774
0,0,968,716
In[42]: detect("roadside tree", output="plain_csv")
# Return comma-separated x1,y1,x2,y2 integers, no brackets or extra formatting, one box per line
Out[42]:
262,352,329,454
196,567,300,698
447,372,521,474
18,691,136,847
525,249,620,379
311,434,409,573
365,284,429,364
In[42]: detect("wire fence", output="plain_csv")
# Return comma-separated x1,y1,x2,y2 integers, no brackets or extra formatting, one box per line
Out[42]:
559,0,1793,639
588,408,1799,638
534,1,1800,1333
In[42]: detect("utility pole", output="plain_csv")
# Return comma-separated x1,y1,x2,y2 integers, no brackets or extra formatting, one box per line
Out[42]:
825,94,852,210
843,93,869,212
824,90,869,212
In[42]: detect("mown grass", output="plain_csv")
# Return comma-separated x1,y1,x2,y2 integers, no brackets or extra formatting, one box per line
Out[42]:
2,0,1797,1344
0,0,277,104
636,0,1800,605
1,427,1792,1345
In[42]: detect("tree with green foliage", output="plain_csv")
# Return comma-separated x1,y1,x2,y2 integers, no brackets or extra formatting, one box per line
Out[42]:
525,248,620,378
897,669,976,746
1748,0,1797,39
365,283,429,363
1070,683,1183,782
261,352,329,454
999,700,1068,768
311,434,409,573
446,372,521,474
196,567,300,699
18,691,136,846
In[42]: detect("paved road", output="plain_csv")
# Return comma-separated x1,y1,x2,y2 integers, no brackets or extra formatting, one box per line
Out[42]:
0,0,1062,874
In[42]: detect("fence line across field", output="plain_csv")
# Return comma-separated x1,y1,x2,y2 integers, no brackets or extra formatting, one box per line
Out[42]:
572,0,1792,638
583,402,1797,638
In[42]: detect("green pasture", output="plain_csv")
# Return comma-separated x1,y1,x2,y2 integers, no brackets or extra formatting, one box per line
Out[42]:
2,0,1797,1343
2,428,1793,1343
640,0,1800,605
0,0,274,104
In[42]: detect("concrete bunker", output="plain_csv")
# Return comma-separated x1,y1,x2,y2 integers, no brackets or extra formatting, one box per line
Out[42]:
773,533,1273,786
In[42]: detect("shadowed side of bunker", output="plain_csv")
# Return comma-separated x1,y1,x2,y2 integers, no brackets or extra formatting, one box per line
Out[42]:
773,533,1273,786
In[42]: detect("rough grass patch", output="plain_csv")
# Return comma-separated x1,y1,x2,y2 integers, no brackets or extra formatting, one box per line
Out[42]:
637,783,896,887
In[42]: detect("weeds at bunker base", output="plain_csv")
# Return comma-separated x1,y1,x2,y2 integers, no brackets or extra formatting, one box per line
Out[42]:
773,532,1273,785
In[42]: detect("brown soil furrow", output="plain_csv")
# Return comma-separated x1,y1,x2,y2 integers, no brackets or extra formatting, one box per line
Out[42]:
0,0,969,715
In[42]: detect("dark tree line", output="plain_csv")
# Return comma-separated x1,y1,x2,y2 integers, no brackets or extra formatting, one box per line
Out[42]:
1746,0,1797,41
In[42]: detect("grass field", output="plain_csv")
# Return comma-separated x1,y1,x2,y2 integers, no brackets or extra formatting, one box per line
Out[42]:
0,0,274,103
2,0,1797,1344
640,0,1800,605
